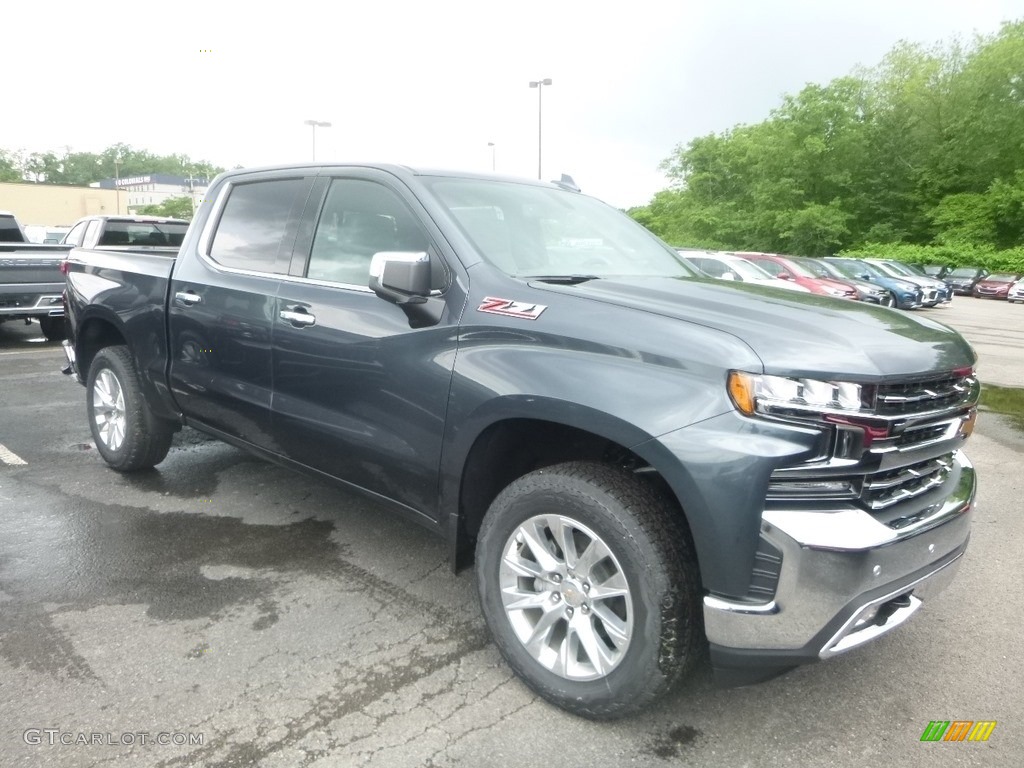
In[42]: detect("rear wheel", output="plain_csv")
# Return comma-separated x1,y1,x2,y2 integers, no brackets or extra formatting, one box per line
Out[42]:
476,461,702,718
86,345,175,471
39,315,66,341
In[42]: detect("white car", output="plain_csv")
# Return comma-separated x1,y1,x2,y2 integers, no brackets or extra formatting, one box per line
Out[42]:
1008,280,1024,304
679,251,811,292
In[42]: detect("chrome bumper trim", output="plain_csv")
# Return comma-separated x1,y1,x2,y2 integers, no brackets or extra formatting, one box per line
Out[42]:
821,550,963,657
703,450,974,653
762,450,973,550
61,340,80,381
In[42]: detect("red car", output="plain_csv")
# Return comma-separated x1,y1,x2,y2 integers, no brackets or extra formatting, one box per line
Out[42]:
972,273,1022,299
730,252,860,300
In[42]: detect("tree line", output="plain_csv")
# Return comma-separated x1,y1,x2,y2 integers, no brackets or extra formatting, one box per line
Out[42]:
629,21,1024,272
0,143,224,189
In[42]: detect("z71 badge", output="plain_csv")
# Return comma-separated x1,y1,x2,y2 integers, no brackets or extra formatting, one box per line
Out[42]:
477,297,548,320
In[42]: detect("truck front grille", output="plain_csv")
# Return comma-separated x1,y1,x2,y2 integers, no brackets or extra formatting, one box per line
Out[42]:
873,372,976,416
861,454,954,510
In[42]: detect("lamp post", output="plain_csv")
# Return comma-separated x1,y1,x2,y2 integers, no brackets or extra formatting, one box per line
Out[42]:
113,156,122,214
304,119,332,161
487,142,496,171
528,78,552,180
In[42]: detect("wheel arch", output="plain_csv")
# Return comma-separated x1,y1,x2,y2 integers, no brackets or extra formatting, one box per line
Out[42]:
445,405,701,583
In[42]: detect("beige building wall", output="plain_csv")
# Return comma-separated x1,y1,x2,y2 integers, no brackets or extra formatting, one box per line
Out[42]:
0,182,125,226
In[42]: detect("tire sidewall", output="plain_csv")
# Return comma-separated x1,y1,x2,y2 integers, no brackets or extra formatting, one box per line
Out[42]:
477,470,678,716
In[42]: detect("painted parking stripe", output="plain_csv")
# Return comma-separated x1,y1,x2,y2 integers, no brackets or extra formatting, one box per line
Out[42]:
0,444,28,465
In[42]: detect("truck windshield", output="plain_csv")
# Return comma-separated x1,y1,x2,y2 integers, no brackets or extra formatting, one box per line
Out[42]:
423,178,694,280
98,221,189,247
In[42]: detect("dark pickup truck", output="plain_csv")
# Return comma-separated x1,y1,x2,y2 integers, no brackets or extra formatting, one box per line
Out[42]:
62,164,979,718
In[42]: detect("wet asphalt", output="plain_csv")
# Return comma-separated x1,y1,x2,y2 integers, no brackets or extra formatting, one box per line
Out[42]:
0,299,1021,768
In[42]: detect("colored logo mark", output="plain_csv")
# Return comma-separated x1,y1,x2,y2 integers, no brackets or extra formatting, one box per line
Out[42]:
920,721,996,742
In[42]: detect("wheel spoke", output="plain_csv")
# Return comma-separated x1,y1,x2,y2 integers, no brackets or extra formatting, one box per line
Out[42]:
518,521,562,573
573,536,611,580
549,516,580,570
591,604,630,648
501,551,544,579
573,616,613,676
588,571,629,601
501,587,549,612
523,605,563,656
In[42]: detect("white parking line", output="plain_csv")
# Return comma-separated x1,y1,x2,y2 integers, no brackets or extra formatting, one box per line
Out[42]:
0,444,28,465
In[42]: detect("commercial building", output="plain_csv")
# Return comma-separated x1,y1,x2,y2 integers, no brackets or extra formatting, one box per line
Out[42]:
91,174,209,213
0,182,124,226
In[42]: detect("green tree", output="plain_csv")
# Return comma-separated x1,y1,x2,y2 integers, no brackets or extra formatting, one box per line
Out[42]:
135,196,195,221
0,150,22,182
630,20,1024,260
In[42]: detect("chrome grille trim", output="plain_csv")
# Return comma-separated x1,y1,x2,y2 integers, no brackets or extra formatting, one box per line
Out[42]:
861,454,953,510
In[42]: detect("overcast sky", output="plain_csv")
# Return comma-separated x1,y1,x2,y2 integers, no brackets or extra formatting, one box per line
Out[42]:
4,0,1024,207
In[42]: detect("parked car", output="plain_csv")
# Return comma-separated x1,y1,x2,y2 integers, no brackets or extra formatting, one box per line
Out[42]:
972,273,1023,299
63,163,979,718
822,258,924,310
1008,280,1024,304
943,267,990,296
797,257,893,306
678,251,811,292
864,259,952,306
730,252,859,299
908,264,950,279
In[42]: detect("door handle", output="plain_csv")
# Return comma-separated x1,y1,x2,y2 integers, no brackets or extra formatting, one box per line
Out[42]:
279,309,316,327
175,291,202,306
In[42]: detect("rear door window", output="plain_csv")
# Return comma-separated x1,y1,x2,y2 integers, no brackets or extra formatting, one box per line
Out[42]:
209,179,309,274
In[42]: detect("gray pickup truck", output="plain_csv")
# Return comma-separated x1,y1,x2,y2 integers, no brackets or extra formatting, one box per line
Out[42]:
62,164,979,718
1,213,188,340
1,211,72,339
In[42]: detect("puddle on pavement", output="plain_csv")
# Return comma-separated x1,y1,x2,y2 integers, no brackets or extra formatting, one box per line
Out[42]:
980,384,1024,432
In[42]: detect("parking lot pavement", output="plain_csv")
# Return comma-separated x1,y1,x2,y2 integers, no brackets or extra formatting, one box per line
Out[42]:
0,309,1021,768
928,297,1023,387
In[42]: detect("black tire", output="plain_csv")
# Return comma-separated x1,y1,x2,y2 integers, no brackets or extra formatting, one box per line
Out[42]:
39,315,67,341
86,345,175,471
883,292,897,308
475,461,702,719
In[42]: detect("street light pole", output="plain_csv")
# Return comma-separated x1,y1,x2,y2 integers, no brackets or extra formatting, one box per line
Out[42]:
487,142,496,171
113,157,122,214
303,119,332,161
528,78,552,180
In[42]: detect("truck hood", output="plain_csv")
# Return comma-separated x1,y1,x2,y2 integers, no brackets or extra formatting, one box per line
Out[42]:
531,276,975,380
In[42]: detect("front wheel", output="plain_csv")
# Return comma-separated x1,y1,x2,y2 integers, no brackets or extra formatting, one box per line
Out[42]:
883,292,897,308
476,461,702,718
86,345,175,471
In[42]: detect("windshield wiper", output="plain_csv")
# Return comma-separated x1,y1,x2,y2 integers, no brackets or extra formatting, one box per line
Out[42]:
523,274,602,284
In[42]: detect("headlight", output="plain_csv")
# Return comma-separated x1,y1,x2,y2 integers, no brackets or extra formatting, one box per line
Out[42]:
728,371,864,417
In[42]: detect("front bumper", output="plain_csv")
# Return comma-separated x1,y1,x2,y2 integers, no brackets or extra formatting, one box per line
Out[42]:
705,449,975,685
